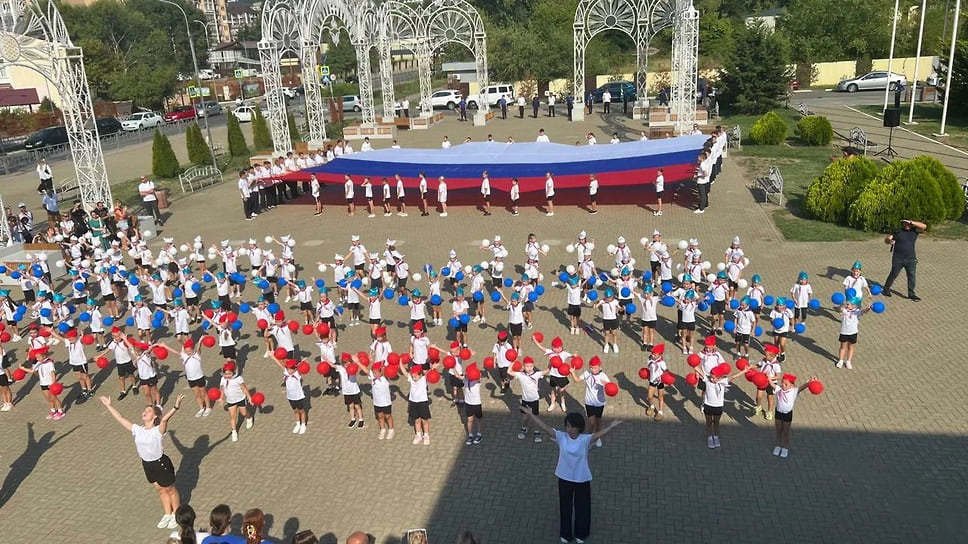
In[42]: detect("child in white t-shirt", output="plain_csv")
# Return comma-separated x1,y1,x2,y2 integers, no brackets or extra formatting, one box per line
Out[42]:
272,356,308,434
789,271,813,325
772,373,817,458
836,297,871,369
570,356,612,447
644,344,668,421
363,362,394,439
218,361,253,443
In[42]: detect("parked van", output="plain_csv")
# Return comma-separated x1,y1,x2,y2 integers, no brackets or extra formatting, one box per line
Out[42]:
467,83,515,108
24,126,68,150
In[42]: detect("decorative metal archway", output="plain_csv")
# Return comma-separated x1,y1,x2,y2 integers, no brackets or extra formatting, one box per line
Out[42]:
0,0,111,209
258,0,300,154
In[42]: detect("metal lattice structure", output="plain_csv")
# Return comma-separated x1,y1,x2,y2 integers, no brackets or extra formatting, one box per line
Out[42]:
670,0,698,134
0,0,110,209
259,0,300,154
571,0,693,123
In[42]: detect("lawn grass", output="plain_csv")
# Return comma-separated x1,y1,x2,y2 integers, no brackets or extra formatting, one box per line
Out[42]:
857,103,968,151
112,155,248,211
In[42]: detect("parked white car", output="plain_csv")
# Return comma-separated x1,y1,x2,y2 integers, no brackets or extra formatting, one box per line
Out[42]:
430,89,462,110
835,71,907,93
121,111,163,131
342,95,363,112
467,83,515,108
233,105,262,122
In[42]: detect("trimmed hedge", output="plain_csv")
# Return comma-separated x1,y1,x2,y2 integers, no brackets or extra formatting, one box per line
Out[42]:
252,108,272,151
795,115,833,145
805,156,879,223
849,158,951,231
227,111,249,157
151,129,180,178
909,155,964,220
750,111,787,145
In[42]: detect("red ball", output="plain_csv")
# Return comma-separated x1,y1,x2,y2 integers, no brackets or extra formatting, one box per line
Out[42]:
257,319,269,330
686,354,701,367
384,364,399,380
549,356,563,370
316,322,330,336
511,361,522,372
0,323,5,331
39,328,51,338
459,348,472,361
274,347,289,360
81,334,95,346
288,320,299,332
685,372,699,386
426,369,441,384
226,312,238,323
302,324,315,335
203,309,215,319
251,392,265,406
345,362,359,376
604,382,619,397
443,356,456,369
96,356,109,369
0,332,10,343
483,356,495,369
570,356,584,370
153,346,169,360
661,371,676,386
12,368,26,381
207,388,221,401
201,335,216,348
505,349,518,362
753,373,770,389
638,367,650,380
49,382,64,396
427,347,440,362
736,358,749,371
341,352,352,363
317,361,332,375
745,369,757,382
387,352,400,366
297,361,311,375
808,380,824,395
466,366,482,382
356,352,370,367
532,332,544,343
401,353,412,365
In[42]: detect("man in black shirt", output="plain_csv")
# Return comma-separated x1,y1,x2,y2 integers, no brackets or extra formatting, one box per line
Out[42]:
883,219,926,301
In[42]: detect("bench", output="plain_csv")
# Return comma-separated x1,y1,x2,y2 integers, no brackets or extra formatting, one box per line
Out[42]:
962,178,968,210
752,166,784,206
728,124,742,151
56,178,80,199
849,127,878,155
178,165,223,194
796,103,814,118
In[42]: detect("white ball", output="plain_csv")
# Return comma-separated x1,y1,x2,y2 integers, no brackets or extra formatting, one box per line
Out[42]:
192,241,202,250
116,232,124,239
743,257,750,266
706,273,716,283
677,240,688,250
362,277,369,286
252,269,261,277
628,258,636,267
702,261,711,271
167,247,177,257
610,267,620,278
265,236,274,244
318,264,327,273
606,244,617,255
106,249,116,257
378,260,387,268
738,279,749,289
677,273,685,282
494,261,505,273
287,239,296,248
179,244,189,252
127,249,137,257
586,242,595,252
464,265,472,274
565,244,575,254
412,273,422,282
143,231,152,238
540,244,550,253
538,273,544,282
676,263,683,272
207,251,217,260
238,247,249,256
480,260,490,269
80,259,91,268
37,253,48,262
565,265,576,275
55,259,65,268
24,253,33,260
640,237,649,246
286,264,296,274
717,262,726,272
481,238,491,247
655,242,667,253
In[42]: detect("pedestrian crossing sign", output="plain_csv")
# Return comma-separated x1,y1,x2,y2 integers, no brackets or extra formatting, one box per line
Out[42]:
187,86,199,98
234,69,244,79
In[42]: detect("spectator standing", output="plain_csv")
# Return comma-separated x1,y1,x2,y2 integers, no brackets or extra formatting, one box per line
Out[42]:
548,93,556,117
16,203,33,243
459,96,467,122
36,159,53,194
602,89,611,113
883,219,926,301
517,94,526,118
586,91,595,114
695,151,711,214
532,95,540,118
498,95,508,119
42,190,59,230
139,175,162,226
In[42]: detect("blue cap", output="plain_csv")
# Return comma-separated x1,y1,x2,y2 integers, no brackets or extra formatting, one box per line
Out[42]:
257,296,265,302
848,296,862,305
211,301,221,308
53,294,65,303
852,261,862,270
776,297,786,306
621,267,630,276
644,284,653,293
86,298,96,305
511,293,520,301
217,272,226,279
456,288,464,296
429,271,437,278
297,280,306,288
173,299,183,306
683,274,693,282
752,274,761,283
473,265,482,273
604,288,615,298
798,271,808,280
741,296,750,305
134,295,143,302
685,290,696,299
716,271,726,279
412,289,422,297
368,287,379,296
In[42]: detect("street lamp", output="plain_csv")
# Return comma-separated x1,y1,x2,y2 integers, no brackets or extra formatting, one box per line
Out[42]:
159,0,217,169
193,19,213,54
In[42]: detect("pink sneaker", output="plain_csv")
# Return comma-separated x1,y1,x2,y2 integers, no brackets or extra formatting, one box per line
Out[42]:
45,411,55,420
52,411,65,420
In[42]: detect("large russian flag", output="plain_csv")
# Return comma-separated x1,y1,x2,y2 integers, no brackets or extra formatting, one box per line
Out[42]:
282,136,705,206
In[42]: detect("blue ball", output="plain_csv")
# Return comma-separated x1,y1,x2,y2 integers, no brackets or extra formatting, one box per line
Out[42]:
385,289,396,300
337,279,347,288
441,267,451,277
108,266,117,274
33,269,44,278
128,276,140,286
808,299,821,310
67,305,76,315
871,301,885,313
625,303,637,314
559,272,569,282
449,317,459,328
119,270,129,278
203,273,213,282
459,314,470,324
754,326,763,337
231,320,243,330
845,288,857,299
102,317,114,326
268,303,280,314
620,287,631,298
191,283,201,293
763,295,775,306
587,290,599,301
125,317,135,327
74,282,85,291
334,306,344,314
17,305,26,313
724,321,735,333
259,281,270,290
794,322,806,334
661,295,676,307
527,292,538,302
587,276,597,287
535,285,546,296
455,271,465,281
0,265,6,273
698,302,709,312
473,291,483,302
729,299,740,310
750,299,761,310
772,317,784,329
831,292,845,305
201,321,211,330
58,323,70,333
315,279,326,288
239,303,251,313
503,278,513,288
661,282,673,294
351,279,362,290
490,291,502,302
173,288,183,298
277,277,288,287
10,271,21,280
151,320,162,329
642,271,652,281
871,284,883,295
430,294,442,305
40,308,52,318
79,312,91,322
398,295,409,306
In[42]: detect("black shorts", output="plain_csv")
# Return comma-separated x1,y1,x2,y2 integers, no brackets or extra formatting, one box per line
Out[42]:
447,374,464,389
71,363,89,375
511,198,519,206
354,264,365,271
649,382,665,390
346,198,354,203
0,374,11,386
188,377,206,388
773,331,789,339
523,301,534,313
408,400,431,420
374,405,392,416
152,303,167,312
509,323,523,337
681,322,696,331
567,304,581,317
641,319,657,329
41,385,50,391
794,307,808,320
603,318,618,331
455,322,468,332
546,194,555,202
370,277,383,289
102,293,116,302
734,333,750,345
142,454,176,487
492,278,503,289
227,399,246,408
498,367,509,382
521,399,539,415
655,190,664,200
549,375,569,388
585,404,604,418
347,302,361,310
589,193,597,203
839,333,858,344
267,276,278,285
711,301,726,315
703,404,723,416
465,403,483,418
321,316,336,327
117,363,135,377
369,318,382,325
398,277,408,289
727,280,738,291
139,376,158,387
775,410,793,422
300,301,314,311
344,393,362,406
288,398,307,410
482,194,490,202
220,345,237,359
23,291,36,303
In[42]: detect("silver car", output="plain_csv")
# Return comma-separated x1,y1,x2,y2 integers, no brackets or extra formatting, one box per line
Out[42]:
836,71,907,93
196,101,224,117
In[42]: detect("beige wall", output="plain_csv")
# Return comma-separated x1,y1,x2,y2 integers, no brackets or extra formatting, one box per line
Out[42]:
872,56,936,81
808,56,938,86
1,64,63,106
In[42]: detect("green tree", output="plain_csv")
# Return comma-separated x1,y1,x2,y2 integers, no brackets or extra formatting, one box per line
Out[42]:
849,158,952,231
287,111,300,144
152,129,180,178
780,0,892,67
720,22,792,114
805,156,879,223
252,108,273,151
185,122,211,165
227,112,249,157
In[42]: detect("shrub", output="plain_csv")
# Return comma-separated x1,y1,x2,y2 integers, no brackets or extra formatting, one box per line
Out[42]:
805,156,879,223
749,111,787,145
151,129,180,178
185,122,212,165
795,115,833,145
227,111,249,157
287,111,300,144
252,108,273,151
849,159,948,232
908,155,964,220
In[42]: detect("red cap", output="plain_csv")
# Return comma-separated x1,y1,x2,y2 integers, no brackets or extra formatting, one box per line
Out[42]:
497,330,508,340
223,362,236,372
783,373,797,383
65,329,78,339
375,326,387,336
413,321,424,332
111,327,122,334
274,311,285,321
285,359,298,369
651,343,665,355
523,356,534,365
450,341,460,349
764,344,780,355
183,339,194,349
551,336,563,348
704,335,716,346
410,365,422,374
589,356,601,367
28,323,38,330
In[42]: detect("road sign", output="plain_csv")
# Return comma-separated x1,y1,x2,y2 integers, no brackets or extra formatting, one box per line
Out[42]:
319,65,330,76
187,86,199,98
321,75,331,85
234,69,244,79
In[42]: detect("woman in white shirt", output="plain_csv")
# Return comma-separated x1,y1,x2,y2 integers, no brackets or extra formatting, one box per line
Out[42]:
99,392,186,530
521,409,622,544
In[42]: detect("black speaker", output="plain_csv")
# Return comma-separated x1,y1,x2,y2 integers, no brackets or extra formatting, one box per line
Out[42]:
883,108,901,128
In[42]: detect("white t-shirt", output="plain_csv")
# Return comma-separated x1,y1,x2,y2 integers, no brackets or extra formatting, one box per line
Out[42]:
703,378,729,407
370,373,392,407
411,335,430,364
462,373,482,405
758,359,782,379
579,370,610,407
655,174,664,192
734,309,755,334
776,385,799,413
840,307,862,335
136,353,156,379
790,283,813,308
481,177,491,196
406,372,429,402
109,340,133,364
545,177,555,197
139,181,157,202
344,179,354,199
536,134,550,143
336,365,361,395
600,299,619,320
647,358,667,385
843,275,868,299
370,339,392,363
131,424,164,461
589,178,599,195
220,375,246,404
493,342,513,369
283,371,306,400
554,430,593,482
636,293,658,321
181,352,203,381
770,308,792,333
515,369,542,402
438,182,448,203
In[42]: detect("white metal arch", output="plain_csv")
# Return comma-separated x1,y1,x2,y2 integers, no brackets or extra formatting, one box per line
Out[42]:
259,0,300,155
421,0,488,121
378,0,421,120
0,0,111,209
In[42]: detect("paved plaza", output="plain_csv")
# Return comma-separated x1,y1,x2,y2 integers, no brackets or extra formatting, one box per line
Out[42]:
1,110,966,543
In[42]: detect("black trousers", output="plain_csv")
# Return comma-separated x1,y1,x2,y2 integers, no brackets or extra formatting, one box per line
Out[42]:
251,191,262,214
603,102,610,113
548,105,555,117
143,200,160,223
533,105,539,118
242,196,251,219
501,105,507,119
698,182,709,210
38,178,53,193
884,257,917,297
519,105,525,118
567,105,573,121
559,478,591,542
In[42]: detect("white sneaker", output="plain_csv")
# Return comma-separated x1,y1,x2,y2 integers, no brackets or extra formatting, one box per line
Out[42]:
285,297,292,303
293,422,301,434
480,317,486,324
0,403,11,412
412,433,423,445
263,350,270,359
378,428,387,440
202,408,212,417
845,361,853,370
773,446,782,456
547,403,556,412
440,213,448,217
167,515,179,529
595,438,603,448
780,448,789,458
612,343,619,353
422,434,430,445
386,428,395,440
472,316,480,323
231,430,238,442
368,214,376,218
707,436,715,449
245,417,253,429
713,436,721,448
298,423,307,434
157,513,173,529
194,408,205,418
546,212,554,217
603,344,610,353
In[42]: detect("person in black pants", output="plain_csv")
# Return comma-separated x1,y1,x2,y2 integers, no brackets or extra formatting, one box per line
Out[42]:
532,95,540,118
520,409,622,544
883,219,925,301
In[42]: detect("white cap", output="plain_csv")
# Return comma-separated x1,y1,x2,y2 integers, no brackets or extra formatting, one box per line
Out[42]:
579,231,587,238
248,238,256,245
281,235,291,241
368,252,378,259
732,236,740,245
111,240,120,246
334,253,344,260
351,234,360,241
386,239,396,246
494,235,501,242
17,202,25,207
178,258,188,266
221,240,229,247
617,236,626,244
653,230,661,236
163,237,174,243
194,235,202,242
689,238,698,245
449,250,457,258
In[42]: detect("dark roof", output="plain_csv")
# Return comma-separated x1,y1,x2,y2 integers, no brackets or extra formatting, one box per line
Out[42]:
0,88,40,107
